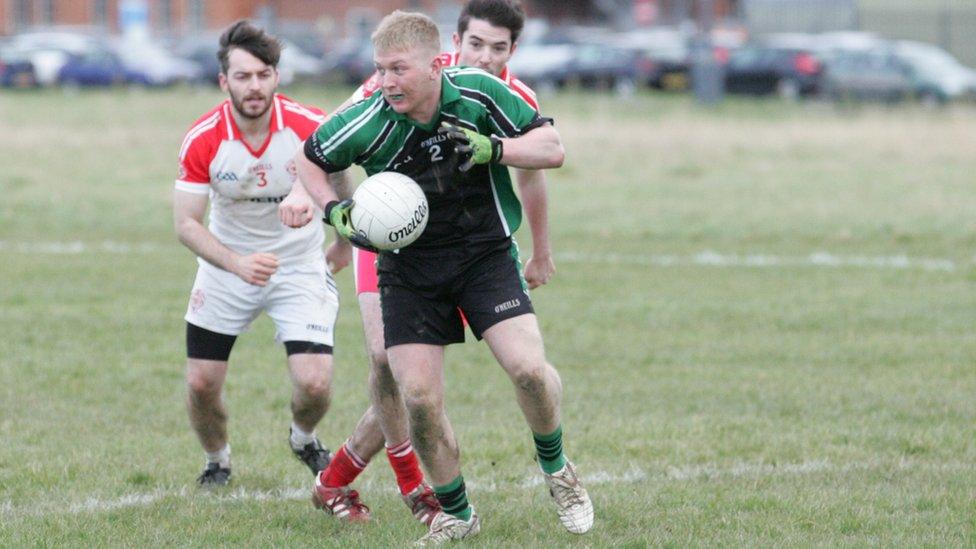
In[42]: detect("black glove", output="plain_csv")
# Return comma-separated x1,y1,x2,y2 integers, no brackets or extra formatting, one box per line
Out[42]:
437,122,503,172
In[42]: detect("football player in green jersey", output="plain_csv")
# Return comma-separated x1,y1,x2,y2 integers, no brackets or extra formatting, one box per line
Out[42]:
281,10,592,543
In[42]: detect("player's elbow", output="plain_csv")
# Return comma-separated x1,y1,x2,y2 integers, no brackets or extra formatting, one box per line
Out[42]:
547,143,565,169
173,215,197,245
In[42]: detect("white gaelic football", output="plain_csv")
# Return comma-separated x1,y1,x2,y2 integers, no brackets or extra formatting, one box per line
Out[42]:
351,172,429,251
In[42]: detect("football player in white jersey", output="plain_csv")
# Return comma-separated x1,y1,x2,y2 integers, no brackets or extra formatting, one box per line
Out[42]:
173,20,341,486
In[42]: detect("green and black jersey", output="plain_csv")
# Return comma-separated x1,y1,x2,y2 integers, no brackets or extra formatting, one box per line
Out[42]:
304,66,551,252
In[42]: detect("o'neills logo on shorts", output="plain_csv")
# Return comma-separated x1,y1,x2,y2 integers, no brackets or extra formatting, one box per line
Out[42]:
388,202,429,242
494,298,521,313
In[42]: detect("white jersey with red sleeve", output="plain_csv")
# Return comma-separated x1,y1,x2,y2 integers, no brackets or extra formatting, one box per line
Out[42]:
176,94,328,268
353,51,540,110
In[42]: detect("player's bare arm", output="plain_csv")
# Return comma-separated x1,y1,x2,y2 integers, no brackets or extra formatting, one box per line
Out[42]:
323,169,354,273
279,178,317,228
515,168,555,289
174,189,278,286
499,124,564,169
280,150,340,227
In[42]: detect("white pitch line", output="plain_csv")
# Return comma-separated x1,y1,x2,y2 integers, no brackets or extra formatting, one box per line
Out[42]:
3,459,972,520
0,240,969,272
557,250,962,272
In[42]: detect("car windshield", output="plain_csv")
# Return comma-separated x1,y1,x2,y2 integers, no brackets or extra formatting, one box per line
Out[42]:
898,43,964,77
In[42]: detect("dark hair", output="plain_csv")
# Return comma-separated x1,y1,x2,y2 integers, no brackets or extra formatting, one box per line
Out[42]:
217,20,282,73
457,0,525,44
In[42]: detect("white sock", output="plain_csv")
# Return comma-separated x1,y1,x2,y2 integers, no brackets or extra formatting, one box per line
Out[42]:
205,444,231,468
290,422,317,449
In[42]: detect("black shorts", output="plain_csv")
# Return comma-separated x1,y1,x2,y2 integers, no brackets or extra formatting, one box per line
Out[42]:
378,240,534,348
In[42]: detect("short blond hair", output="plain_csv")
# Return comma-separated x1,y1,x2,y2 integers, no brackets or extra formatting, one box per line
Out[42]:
371,10,441,57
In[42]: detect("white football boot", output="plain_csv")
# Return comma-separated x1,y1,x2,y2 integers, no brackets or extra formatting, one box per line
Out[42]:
543,460,594,534
414,508,481,545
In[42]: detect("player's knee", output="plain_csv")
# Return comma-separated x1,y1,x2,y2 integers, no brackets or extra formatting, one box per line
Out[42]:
186,368,222,399
402,386,442,417
406,397,443,454
366,345,389,369
297,374,331,402
368,364,398,396
510,359,551,396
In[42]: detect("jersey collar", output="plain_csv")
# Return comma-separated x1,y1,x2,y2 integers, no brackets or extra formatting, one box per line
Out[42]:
223,94,282,157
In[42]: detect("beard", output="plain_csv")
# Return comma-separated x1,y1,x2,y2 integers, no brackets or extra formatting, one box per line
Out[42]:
229,89,272,119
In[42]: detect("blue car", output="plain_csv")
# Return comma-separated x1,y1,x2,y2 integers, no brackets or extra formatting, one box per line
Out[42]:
57,48,142,86
0,49,39,88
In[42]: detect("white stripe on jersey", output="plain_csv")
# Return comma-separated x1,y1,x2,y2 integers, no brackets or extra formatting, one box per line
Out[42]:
179,112,220,161
222,104,234,137
274,95,284,130
454,84,520,137
509,78,539,107
448,67,530,103
320,99,384,158
487,161,512,236
382,126,416,171
174,180,211,194
282,101,326,124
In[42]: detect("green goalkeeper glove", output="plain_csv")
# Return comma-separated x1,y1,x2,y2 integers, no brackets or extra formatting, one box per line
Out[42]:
324,199,379,253
438,121,503,172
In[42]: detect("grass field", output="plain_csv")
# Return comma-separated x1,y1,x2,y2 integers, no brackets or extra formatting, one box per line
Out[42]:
1,86,975,546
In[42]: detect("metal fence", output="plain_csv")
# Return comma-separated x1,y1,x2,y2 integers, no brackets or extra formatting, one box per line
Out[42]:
743,0,859,35
858,7,976,67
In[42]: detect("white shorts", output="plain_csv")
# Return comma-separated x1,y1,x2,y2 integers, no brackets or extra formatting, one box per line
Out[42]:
184,260,339,346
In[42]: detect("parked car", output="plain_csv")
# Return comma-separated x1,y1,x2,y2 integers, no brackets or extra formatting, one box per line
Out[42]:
57,47,140,86
6,29,106,86
724,35,825,98
111,38,203,86
321,37,376,86
613,27,692,90
507,39,651,94
3,44,72,86
0,47,39,88
892,40,976,104
174,34,221,85
824,40,976,105
822,48,913,103
277,39,325,86
504,43,576,92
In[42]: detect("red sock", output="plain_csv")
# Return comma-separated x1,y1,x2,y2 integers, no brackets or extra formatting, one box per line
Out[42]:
386,439,424,495
321,442,367,488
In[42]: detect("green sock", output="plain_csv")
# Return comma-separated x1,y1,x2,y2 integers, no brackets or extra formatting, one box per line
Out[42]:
533,425,568,474
433,475,472,521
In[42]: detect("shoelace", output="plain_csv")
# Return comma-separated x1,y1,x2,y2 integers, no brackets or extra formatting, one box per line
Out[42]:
550,475,586,507
410,490,440,514
334,489,370,513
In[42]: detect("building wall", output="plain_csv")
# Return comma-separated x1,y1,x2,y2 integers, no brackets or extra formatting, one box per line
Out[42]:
0,0,738,37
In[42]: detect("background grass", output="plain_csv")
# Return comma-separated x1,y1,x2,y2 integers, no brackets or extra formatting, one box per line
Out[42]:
1,86,975,546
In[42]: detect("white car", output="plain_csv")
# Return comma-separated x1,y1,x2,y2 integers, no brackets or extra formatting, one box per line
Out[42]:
892,40,976,103
111,38,203,86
